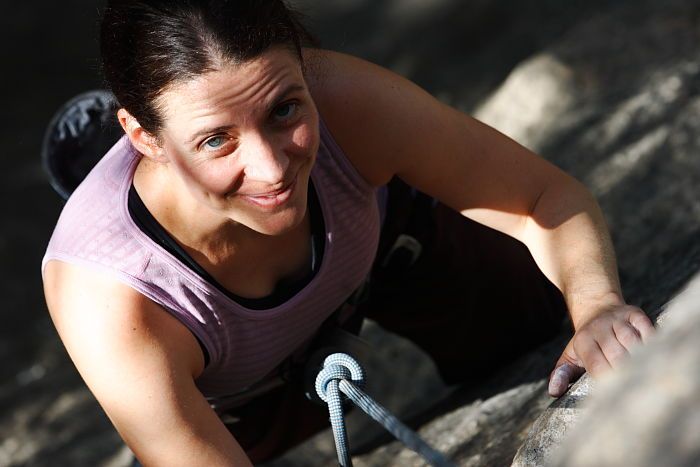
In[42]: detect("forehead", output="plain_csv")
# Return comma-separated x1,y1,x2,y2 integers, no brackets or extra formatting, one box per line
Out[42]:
157,47,304,127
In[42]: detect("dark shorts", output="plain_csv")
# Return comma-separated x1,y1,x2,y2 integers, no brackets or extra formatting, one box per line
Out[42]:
225,179,567,463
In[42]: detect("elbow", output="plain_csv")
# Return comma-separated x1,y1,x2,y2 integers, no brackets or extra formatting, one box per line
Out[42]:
528,174,597,232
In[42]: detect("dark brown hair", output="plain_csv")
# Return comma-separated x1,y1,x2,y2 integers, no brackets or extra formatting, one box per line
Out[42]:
100,0,316,135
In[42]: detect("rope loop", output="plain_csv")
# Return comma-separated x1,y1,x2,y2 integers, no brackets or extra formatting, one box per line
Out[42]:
314,352,455,467
314,353,365,403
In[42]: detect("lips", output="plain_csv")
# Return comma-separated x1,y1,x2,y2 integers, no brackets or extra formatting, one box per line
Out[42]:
247,179,295,197
239,176,298,209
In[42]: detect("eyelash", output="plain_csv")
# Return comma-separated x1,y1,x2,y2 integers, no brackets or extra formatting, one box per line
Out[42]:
202,135,230,151
271,101,299,123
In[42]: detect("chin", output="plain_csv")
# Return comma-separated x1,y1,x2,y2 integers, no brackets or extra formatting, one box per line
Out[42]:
230,195,307,234
252,211,306,236
246,185,309,236
218,175,310,235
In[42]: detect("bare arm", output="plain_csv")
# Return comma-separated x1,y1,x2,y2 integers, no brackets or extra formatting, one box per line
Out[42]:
43,261,253,466
306,49,654,396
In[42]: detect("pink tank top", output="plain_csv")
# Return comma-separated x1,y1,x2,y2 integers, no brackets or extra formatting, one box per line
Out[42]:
42,120,382,404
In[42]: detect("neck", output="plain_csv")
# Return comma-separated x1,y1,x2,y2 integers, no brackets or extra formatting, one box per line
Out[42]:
132,156,314,298
133,157,269,265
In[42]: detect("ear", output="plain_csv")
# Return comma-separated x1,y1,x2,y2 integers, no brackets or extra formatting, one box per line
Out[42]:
116,108,168,163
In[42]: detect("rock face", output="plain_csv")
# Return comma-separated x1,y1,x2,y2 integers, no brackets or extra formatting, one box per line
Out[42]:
512,279,694,467
550,273,700,467
2,0,700,466
475,54,578,152
297,0,700,465
511,376,593,467
500,1,700,464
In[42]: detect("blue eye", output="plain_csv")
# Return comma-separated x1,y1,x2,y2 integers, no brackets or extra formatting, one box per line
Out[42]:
274,102,297,120
204,136,225,149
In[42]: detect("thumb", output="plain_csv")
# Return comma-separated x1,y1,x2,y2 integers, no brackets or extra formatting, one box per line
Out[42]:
548,362,584,397
548,342,586,398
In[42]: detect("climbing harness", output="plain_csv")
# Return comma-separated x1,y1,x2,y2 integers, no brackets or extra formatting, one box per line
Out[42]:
313,352,455,467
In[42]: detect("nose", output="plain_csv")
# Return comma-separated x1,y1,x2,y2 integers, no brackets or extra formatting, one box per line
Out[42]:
239,131,290,184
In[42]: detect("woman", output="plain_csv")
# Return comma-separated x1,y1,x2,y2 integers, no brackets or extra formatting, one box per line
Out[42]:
42,0,654,465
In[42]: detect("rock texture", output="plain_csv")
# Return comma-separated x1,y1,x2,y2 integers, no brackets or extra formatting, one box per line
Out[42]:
306,0,700,465
511,376,593,467
550,273,700,467
2,0,700,466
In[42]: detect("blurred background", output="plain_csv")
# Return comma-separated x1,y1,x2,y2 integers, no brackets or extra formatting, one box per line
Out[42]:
1,0,699,465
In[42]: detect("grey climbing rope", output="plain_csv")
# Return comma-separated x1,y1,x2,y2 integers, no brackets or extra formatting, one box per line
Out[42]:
315,353,455,467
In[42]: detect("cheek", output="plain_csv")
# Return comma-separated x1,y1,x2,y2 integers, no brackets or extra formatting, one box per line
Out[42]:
173,155,241,195
290,118,320,157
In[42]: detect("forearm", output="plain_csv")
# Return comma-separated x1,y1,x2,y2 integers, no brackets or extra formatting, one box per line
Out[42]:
521,176,624,329
515,171,657,396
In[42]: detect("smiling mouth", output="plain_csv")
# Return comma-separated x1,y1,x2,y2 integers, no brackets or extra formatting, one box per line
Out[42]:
239,176,298,209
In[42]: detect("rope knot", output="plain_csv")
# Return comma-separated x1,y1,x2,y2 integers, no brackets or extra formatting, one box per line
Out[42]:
314,353,365,403
313,351,454,466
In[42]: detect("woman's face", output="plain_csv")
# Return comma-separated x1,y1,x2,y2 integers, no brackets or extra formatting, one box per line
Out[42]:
154,47,319,236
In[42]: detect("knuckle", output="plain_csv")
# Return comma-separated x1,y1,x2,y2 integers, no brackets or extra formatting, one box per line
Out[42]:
588,356,611,376
572,334,594,359
607,346,628,364
626,306,648,320
575,327,593,342
618,325,641,343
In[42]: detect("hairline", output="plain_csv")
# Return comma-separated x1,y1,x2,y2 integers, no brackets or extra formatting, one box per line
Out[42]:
144,44,306,141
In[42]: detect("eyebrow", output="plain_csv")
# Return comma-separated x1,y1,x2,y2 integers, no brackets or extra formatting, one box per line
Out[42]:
184,83,306,145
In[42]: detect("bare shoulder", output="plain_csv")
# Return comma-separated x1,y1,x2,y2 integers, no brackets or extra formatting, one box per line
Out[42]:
43,260,250,465
43,259,204,381
303,48,453,187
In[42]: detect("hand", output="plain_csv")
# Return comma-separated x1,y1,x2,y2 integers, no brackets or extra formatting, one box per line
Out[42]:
548,305,655,397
